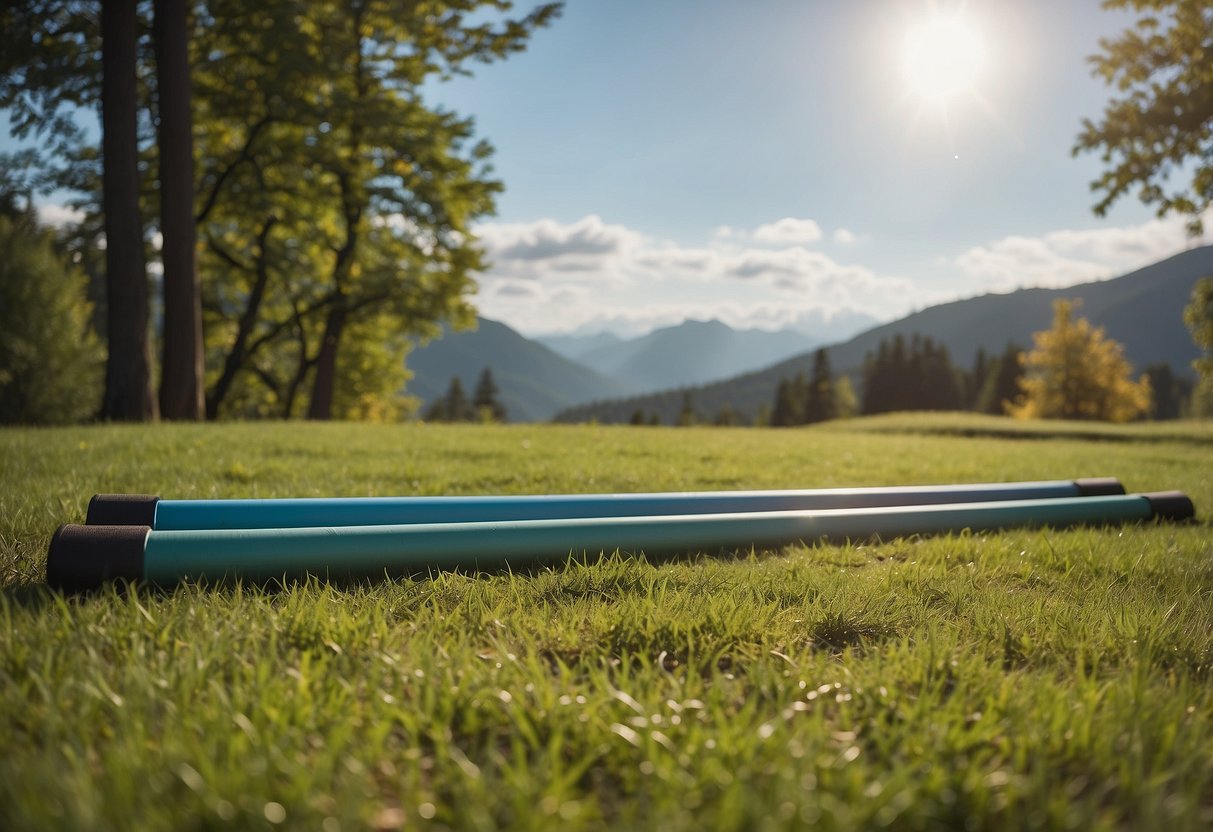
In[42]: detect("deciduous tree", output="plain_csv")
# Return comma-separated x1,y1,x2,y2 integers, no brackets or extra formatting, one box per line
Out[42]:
1184,279,1213,415
1008,300,1151,423
1075,0,1213,234
99,0,157,421
0,215,103,424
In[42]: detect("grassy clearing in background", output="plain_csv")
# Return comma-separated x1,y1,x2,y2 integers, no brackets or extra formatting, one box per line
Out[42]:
2,414,1212,830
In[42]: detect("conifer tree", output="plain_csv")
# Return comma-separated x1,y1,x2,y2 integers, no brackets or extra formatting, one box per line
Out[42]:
770,373,806,427
977,344,1025,415
1142,363,1190,420
804,348,837,423
676,391,697,427
472,367,506,423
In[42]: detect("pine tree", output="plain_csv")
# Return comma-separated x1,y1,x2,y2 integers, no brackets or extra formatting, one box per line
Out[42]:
977,344,1026,415
1008,300,1151,422
1142,363,1190,420
804,348,837,423
713,404,740,426
967,348,990,409
472,367,506,423
771,374,806,427
918,338,962,410
676,391,697,427
426,376,474,422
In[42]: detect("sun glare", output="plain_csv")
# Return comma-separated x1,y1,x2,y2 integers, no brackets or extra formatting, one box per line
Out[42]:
904,16,984,103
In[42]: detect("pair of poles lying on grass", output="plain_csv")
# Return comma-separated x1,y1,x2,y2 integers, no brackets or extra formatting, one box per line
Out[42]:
47,478,1194,591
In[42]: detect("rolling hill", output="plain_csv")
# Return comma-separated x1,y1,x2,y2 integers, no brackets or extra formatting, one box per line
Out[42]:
555,245,1213,424
406,318,639,421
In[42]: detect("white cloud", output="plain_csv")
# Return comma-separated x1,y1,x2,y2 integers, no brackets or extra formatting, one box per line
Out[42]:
751,217,823,246
472,215,911,337
954,210,1212,293
476,214,642,265
472,210,1212,338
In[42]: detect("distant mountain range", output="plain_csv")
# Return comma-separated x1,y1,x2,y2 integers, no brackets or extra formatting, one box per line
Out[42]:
407,317,838,420
405,318,636,422
555,245,1213,424
540,319,817,392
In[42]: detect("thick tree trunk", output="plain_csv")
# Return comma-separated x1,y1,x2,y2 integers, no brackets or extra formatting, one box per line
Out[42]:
154,0,204,419
100,0,157,422
305,296,347,420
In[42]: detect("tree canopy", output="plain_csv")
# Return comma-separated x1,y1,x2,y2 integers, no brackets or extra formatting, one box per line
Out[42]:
1,0,562,421
1074,0,1213,234
1009,300,1151,423
0,215,103,424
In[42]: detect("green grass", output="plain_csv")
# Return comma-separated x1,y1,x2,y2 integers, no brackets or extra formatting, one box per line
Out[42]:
2,415,1212,830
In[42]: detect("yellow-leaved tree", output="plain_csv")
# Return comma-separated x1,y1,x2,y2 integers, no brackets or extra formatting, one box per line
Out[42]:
1008,300,1151,423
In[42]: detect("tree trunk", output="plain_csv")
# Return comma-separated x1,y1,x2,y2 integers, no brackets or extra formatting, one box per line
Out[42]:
100,0,157,422
204,218,276,418
154,0,204,419
305,296,347,420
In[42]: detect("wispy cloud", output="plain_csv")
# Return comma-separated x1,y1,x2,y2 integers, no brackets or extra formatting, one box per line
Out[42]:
751,217,823,246
954,211,1211,292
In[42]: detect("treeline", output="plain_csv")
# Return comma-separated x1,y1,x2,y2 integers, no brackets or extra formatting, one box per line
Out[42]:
859,336,1023,415
557,321,1195,427
758,337,1023,426
0,0,560,425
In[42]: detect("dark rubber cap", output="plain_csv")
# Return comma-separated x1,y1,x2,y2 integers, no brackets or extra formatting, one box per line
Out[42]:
46,524,149,592
1141,491,1196,522
87,494,159,526
1073,478,1125,496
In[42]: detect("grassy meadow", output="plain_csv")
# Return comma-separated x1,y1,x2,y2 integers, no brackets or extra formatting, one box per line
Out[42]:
2,414,1212,830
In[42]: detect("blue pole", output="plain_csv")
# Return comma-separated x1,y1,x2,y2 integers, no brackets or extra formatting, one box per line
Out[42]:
86,478,1125,530
48,491,1193,590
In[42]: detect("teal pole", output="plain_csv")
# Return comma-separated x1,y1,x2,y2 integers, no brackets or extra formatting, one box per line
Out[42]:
85,478,1125,530
48,492,1193,590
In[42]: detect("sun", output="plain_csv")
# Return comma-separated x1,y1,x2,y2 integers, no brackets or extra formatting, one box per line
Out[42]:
903,16,985,103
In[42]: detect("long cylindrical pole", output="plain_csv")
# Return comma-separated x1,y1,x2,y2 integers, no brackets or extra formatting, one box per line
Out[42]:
49,492,1193,590
86,478,1126,530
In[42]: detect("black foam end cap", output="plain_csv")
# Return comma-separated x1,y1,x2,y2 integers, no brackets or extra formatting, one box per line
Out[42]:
1074,478,1125,497
87,494,159,526
46,524,149,592
1141,491,1196,522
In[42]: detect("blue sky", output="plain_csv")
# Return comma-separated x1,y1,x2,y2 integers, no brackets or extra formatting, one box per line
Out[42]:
8,0,1208,339
430,0,1210,336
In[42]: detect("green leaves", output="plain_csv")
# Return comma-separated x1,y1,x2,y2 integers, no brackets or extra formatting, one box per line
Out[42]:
195,0,562,419
1076,0,1213,232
